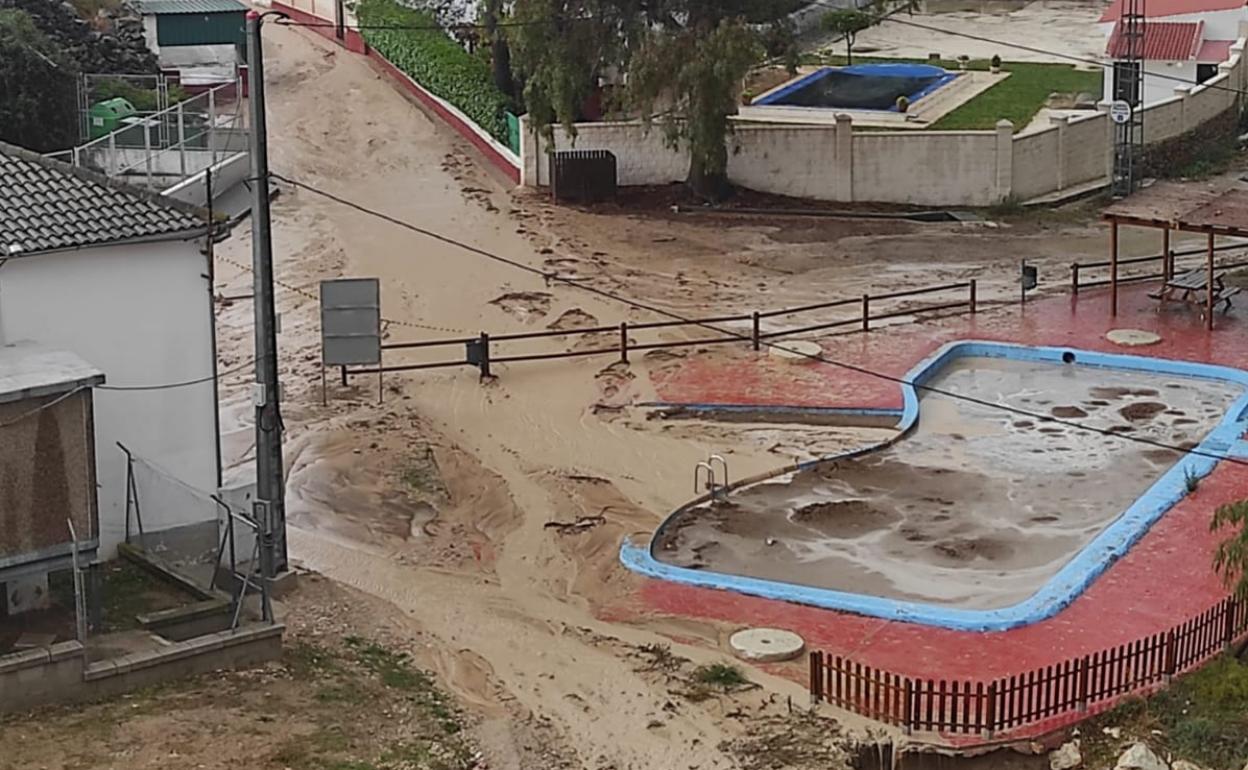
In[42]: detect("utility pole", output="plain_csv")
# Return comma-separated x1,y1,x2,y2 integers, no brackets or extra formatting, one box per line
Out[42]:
247,10,287,582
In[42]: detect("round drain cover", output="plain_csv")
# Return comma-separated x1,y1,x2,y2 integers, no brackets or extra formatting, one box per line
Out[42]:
729,628,806,662
1106,328,1161,347
769,340,823,364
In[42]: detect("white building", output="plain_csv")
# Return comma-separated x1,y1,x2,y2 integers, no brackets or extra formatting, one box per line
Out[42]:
1100,0,1246,104
0,142,222,558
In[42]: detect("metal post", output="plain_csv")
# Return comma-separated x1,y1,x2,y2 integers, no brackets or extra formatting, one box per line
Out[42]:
247,11,287,577
478,332,492,379
618,321,628,363
177,101,187,177
142,124,153,188
1110,219,1119,316
1071,263,1080,295
341,366,348,386
108,132,117,175
206,168,224,490
208,87,217,167
751,311,760,351
970,279,977,314
1207,232,1215,331
1021,260,1027,305
861,294,870,331
1162,226,1172,282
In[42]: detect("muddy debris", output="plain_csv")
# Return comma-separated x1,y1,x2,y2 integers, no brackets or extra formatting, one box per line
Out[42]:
1050,405,1088,419
489,291,553,321
544,515,607,535
1119,401,1167,422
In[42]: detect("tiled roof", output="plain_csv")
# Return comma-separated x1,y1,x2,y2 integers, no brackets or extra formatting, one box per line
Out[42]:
1107,20,1204,60
137,0,247,14
1100,0,1245,23
1197,38,1234,61
0,142,206,257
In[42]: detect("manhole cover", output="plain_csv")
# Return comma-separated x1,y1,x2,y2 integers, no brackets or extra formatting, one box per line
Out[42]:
768,340,823,363
1106,328,1161,347
729,628,806,662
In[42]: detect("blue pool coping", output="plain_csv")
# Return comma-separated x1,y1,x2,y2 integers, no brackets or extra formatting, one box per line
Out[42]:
620,340,1248,632
753,65,959,112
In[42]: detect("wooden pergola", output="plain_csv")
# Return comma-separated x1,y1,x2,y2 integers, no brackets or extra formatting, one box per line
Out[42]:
1103,184,1248,330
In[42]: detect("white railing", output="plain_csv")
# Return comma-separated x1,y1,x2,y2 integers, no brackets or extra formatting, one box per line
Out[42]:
49,81,249,190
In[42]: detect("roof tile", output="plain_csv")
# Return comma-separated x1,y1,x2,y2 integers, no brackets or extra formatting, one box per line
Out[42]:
0,143,205,256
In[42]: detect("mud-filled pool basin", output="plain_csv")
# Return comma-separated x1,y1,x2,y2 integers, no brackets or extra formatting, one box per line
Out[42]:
621,342,1248,631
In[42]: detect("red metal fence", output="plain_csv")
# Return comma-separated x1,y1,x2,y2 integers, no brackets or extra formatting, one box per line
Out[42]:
810,595,1248,737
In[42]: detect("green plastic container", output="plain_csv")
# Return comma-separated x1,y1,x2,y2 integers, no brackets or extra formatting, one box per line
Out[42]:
87,97,137,140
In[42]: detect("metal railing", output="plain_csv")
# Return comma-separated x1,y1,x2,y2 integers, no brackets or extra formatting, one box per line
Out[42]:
49,81,248,190
1071,242,1248,293
340,280,977,386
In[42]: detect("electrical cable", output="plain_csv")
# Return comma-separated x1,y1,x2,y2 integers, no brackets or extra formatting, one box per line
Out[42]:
272,170,1248,469
0,386,88,430
94,357,257,392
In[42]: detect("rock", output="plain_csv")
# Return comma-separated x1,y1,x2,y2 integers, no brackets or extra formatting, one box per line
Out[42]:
1049,740,1081,770
1103,726,1122,739
1172,761,1206,770
1114,743,1167,770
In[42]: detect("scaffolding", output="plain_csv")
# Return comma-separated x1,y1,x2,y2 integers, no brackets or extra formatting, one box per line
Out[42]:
1112,0,1146,198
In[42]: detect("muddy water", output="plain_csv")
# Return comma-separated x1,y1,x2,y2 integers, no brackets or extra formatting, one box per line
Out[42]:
654,357,1243,609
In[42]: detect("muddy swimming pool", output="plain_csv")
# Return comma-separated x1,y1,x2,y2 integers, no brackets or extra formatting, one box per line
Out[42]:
651,356,1244,611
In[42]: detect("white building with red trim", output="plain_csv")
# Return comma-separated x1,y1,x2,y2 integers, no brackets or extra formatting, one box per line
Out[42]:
1099,0,1247,104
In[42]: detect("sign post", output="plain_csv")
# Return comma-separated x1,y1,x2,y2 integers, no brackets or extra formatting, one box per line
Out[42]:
320,278,382,404
1109,100,1132,125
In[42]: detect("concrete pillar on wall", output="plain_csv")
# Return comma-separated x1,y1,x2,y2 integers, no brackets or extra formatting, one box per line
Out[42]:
518,114,541,187
1050,115,1070,191
1097,103,1115,180
994,120,1014,202
1174,85,1192,135
834,114,854,202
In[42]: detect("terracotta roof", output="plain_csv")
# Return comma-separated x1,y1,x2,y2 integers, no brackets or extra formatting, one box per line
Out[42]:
1100,0,1245,23
1103,183,1248,236
1197,38,1234,61
1106,20,1204,60
0,142,206,257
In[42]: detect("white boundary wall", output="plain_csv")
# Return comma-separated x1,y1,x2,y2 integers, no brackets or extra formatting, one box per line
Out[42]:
521,35,1246,206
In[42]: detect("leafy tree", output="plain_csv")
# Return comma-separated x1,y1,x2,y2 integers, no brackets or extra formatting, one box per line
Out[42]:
1213,499,1248,599
481,0,514,98
628,15,762,200
511,0,789,200
0,9,79,152
820,8,875,65
508,0,626,136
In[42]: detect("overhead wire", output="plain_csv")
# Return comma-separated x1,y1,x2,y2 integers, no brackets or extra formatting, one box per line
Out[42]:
272,170,1248,469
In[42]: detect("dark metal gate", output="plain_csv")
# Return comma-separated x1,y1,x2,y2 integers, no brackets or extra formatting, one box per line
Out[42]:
550,150,617,203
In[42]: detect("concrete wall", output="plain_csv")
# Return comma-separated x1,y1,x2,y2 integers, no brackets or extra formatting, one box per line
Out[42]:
518,36,1246,206
852,128,1006,206
161,151,251,205
0,625,283,713
0,241,218,556
524,116,1015,206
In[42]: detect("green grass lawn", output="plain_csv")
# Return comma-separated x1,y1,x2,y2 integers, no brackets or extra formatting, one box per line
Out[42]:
800,54,1103,132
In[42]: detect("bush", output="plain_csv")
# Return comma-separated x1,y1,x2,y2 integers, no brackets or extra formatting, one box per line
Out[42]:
357,0,511,143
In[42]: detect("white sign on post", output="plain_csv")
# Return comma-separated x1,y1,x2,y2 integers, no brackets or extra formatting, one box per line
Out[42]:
1109,100,1132,124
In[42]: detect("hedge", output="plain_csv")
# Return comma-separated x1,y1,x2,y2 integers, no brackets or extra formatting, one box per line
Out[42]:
357,0,511,144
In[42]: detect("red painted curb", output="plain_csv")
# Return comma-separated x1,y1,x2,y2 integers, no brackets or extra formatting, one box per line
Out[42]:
271,1,519,184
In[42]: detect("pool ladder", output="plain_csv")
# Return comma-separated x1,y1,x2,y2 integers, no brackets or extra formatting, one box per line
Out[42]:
695,454,730,501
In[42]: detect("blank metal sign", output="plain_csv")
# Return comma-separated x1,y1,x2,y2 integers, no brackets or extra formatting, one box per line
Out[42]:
320,278,381,366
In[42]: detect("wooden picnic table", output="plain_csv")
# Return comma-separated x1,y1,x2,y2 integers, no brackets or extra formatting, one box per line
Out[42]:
1150,268,1241,315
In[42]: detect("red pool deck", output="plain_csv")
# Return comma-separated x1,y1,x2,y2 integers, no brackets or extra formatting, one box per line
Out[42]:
624,283,1248,742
